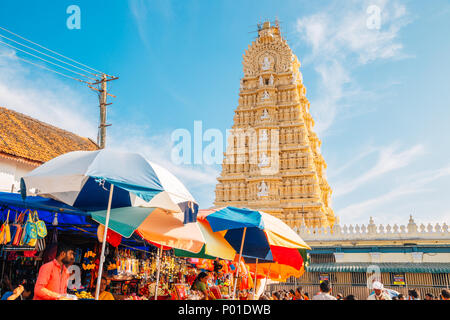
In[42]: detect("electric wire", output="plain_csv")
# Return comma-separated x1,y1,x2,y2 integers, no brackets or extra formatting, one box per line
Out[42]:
0,25,107,76
13,55,90,84
0,33,99,77
0,39,96,81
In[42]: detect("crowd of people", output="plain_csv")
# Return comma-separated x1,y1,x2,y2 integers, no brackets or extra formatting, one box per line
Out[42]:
262,280,450,301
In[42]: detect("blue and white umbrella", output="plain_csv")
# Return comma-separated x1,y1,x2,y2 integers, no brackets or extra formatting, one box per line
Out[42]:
20,149,198,223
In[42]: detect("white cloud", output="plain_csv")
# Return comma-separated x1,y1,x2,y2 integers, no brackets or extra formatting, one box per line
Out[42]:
328,145,379,179
334,143,425,197
128,0,174,49
295,0,412,134
128,0,151,49
0,47,98,138
337,165,450,223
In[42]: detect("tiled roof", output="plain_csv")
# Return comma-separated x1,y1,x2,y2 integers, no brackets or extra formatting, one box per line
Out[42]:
0,106,99,165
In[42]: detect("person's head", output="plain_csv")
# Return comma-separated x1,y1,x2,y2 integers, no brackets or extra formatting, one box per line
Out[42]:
99,277,109,292
408,289,419,300
344,294,356,300
398,293,405,300
259,294,269,300
21,281,34,299
304,292,309,298
197,272,209,284
441,289,450,300
336,293,343,300
295,286,303,296
392,296,399,300
425,293,434,300
272,291,281,300
372,281,384,296
56,243,75,266
319,280,332,294
289,289,295,297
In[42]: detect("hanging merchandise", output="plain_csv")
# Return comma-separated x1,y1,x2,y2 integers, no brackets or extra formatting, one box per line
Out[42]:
11,211,25,246
34,211,47,239
52,212,58,226
36,237,46,253
82,248,97,290
97,224,122,248
0,210,11,245
22,210,38,247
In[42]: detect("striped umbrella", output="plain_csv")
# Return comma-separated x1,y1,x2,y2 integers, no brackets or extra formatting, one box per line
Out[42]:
20,150,198,222
198,207,310,298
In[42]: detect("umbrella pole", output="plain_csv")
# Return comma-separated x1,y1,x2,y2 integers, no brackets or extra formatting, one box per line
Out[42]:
253,258,258,300
232,227,247,300
262,263,272,295
95,184,114,300
154,246,162,300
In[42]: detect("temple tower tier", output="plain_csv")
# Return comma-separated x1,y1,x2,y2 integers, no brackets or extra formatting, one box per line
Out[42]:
214,21,336,229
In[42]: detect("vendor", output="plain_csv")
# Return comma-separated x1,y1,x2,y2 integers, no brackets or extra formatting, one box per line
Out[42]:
97,277,115,300
34,243,75,300
190,272,216,300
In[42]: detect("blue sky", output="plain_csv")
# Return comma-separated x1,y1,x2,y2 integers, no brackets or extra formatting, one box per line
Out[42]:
0,0,449,227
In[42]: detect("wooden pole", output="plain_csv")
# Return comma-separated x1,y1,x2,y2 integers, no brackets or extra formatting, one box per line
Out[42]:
154,247,162,300
98,74,107,149
253,258,258,300
262,263,272,295
232,227,247,300
95,184,114,300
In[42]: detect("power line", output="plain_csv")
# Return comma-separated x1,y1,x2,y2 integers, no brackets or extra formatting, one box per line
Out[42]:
13,55,90,84
0,39,96,81
0,25,108,77
0,33,99,77
0,25,118,149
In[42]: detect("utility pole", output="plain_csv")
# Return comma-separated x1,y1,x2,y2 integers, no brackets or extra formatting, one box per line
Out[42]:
88,74,119,149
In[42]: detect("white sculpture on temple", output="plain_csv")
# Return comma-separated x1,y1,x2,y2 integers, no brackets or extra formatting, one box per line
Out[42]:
240,79,244,90
257,181,269,197
269,74,274,86
258,153,269,167
261,109,270,120
259,129,268,142
261,90,270,101
259,76,264,87
262,56,271,70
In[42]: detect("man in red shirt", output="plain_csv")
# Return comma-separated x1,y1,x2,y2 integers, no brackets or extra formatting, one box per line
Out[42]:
34,244,76,300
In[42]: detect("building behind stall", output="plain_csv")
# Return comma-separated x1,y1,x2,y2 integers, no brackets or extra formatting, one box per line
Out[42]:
267,216,450,299
0,106,99,192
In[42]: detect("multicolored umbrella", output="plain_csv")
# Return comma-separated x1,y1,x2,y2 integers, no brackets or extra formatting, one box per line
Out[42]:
198,207,310,298
91,207,206,253
246,250,308,282
20,150,198,222
198,207,310,261
173,219,236,260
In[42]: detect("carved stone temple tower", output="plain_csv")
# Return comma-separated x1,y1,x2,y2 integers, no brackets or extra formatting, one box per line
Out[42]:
213,21,336,229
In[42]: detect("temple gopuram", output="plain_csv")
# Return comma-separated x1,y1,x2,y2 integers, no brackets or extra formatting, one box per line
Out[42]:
214,21,336,229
